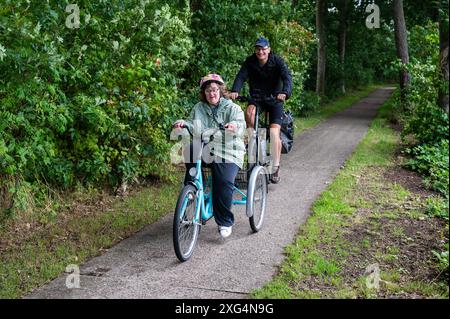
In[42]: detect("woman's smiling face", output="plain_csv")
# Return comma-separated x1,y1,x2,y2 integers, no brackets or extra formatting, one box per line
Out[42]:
204,82,221,105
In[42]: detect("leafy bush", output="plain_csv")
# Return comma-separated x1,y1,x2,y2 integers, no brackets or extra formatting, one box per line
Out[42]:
401,56,449,146
297,90,320,117
396,22,450,197
406,140,449,196
0,1,192,214
425,196,449,220
432,245,449,276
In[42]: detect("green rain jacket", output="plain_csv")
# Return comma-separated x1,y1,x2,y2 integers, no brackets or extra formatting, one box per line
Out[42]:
183,97,246,168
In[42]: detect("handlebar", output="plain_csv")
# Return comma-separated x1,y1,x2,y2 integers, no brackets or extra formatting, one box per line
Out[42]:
174,123,225,144
236,95,277,103
177,123,192,136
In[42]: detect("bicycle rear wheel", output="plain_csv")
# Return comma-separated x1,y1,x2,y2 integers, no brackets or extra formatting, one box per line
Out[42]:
173,184,200,262
247,165,268,232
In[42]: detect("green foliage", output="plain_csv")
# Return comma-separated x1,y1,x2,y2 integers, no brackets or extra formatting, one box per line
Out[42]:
297,90,320,117
304,3,397,97
395,23,450,197
398,19,449,284
270,19,315,113
0,1,315,216
0,1,192,214
400,32,448,145
432,245,449,274
406,140,449,196
425,196,449,220
403,99,449,146
188,0,314,113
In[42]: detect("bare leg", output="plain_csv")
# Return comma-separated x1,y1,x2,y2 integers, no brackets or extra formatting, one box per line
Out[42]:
269,124,281,168
245,104,256,128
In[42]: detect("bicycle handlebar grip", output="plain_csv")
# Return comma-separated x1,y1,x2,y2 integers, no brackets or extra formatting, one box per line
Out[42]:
236,95,277,103
172,122,185,128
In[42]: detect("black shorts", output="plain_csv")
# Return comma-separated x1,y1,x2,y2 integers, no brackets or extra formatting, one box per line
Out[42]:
249,99,284,126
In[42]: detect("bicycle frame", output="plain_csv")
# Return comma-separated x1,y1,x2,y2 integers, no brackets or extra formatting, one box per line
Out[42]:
253,104,266,166
173,109,268,261
241,95,272,167
183,151,248,228
190,159,213,225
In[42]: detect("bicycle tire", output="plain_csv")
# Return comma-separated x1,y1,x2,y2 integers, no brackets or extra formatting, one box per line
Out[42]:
173,184,201,262
247,165,268,232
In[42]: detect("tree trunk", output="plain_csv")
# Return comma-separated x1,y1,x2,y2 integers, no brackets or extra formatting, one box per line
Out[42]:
338,0,349,95
438,5,449,114
316,0,326,97
393,0,410,104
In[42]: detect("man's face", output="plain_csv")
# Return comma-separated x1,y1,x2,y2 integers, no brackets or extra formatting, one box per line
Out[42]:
255,46,270,63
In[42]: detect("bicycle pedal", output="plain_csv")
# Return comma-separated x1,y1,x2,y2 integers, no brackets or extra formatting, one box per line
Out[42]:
201,215,213,225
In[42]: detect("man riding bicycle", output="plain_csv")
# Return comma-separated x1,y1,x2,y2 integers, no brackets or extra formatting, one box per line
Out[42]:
229,36,293,184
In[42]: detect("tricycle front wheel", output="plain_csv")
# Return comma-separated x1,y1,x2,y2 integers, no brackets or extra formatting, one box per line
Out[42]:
173,184,200,262
246,165,268,232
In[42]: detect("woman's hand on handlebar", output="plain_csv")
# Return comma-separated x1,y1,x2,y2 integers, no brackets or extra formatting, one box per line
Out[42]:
173,120,185,129
224,122,237,133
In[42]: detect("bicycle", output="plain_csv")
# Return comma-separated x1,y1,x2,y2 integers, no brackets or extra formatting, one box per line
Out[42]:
236,94,278,175
172,123,268,262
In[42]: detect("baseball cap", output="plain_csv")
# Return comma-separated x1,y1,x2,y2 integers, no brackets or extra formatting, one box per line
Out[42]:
255,36,270,48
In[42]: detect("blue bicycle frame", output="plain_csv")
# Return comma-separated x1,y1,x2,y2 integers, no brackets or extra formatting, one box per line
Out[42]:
173,120,268,262
182,159,248,226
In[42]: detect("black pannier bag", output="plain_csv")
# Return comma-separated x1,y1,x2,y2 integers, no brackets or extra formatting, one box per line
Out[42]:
280,110,294,154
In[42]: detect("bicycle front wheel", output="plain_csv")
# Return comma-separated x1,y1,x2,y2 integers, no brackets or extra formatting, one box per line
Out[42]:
247,166,268,232
173,184,200,262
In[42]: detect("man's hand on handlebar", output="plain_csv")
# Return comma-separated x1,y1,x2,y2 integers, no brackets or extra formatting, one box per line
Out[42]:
229,92,239,100
276,93,287,102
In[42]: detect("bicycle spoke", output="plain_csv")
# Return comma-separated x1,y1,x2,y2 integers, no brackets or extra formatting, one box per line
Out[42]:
248,167,267,232
173,185,200,261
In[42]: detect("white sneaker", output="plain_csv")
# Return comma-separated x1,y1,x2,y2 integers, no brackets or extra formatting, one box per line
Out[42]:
218,226,232,238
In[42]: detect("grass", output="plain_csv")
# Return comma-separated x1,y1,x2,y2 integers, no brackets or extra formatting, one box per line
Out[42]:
0,180,180,298
251,89,449,299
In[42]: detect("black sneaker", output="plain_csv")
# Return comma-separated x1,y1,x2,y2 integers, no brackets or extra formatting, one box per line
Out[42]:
270,166,280,184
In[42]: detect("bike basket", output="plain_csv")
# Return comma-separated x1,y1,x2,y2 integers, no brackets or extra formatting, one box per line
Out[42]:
234,162,252,190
